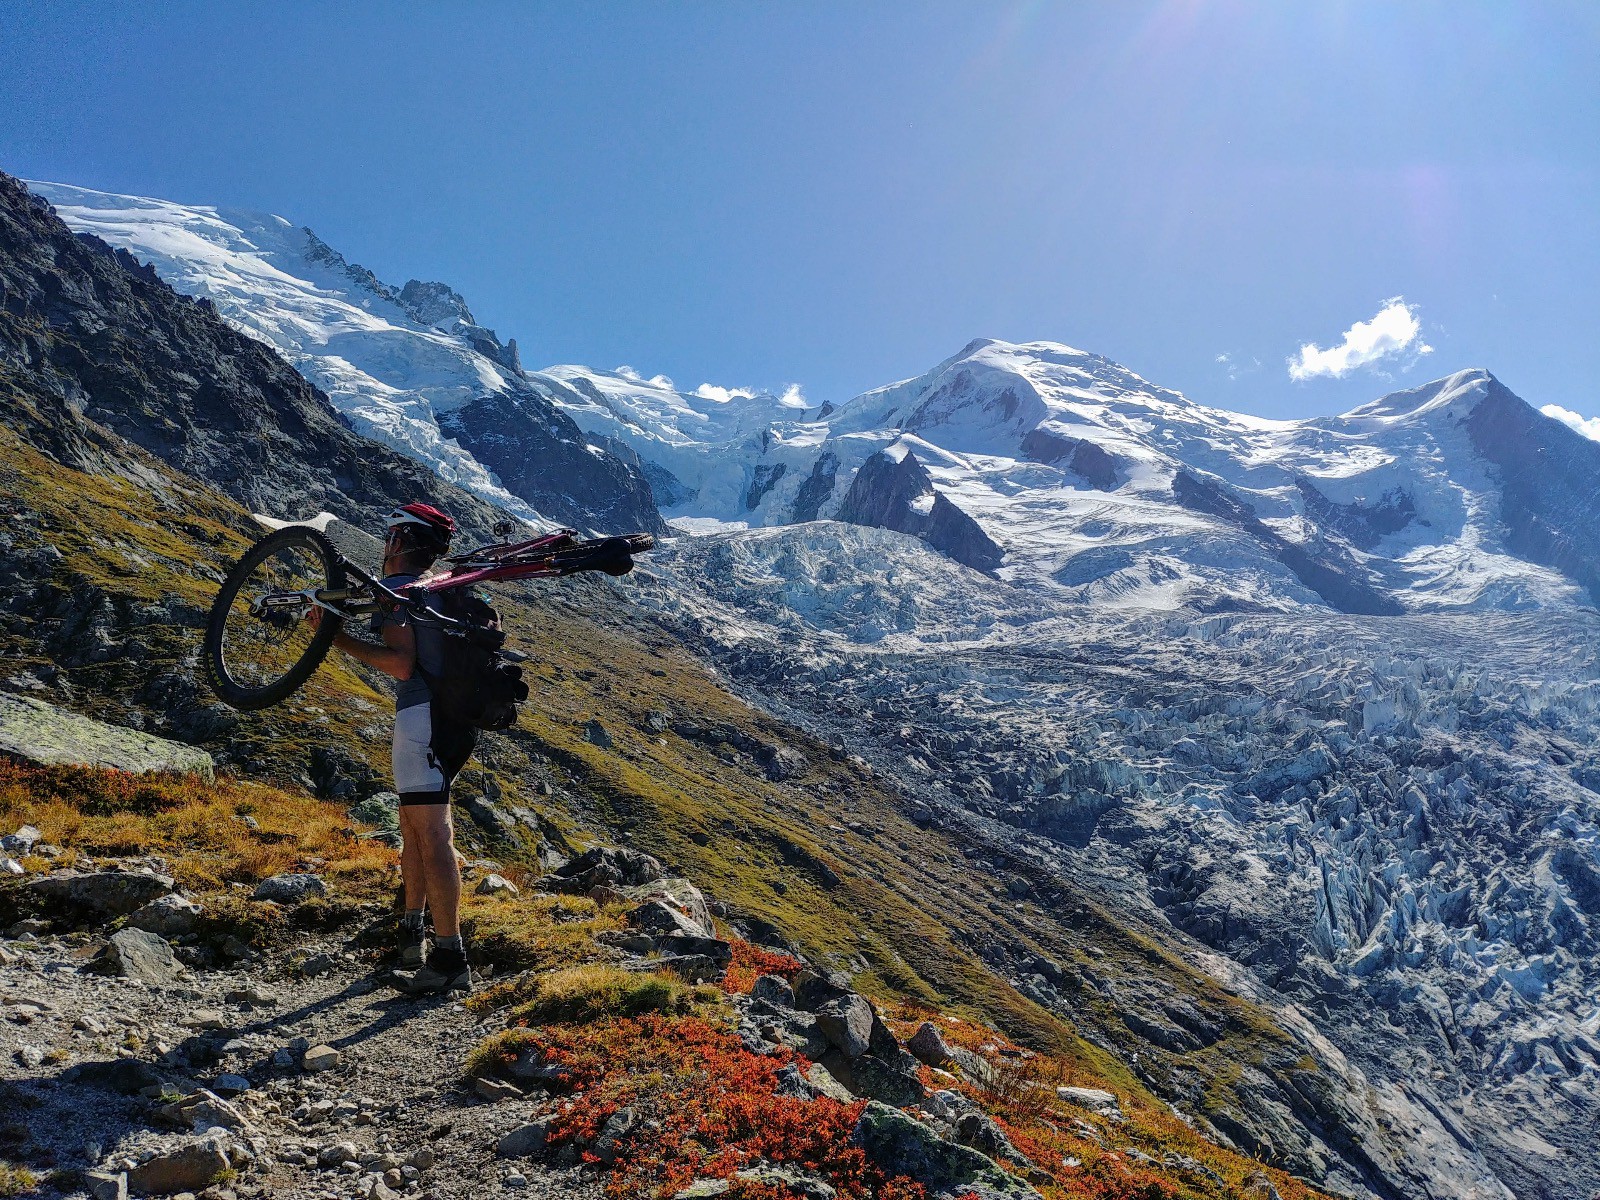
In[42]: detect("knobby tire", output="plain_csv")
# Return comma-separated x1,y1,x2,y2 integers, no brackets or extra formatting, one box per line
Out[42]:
203,526,346,711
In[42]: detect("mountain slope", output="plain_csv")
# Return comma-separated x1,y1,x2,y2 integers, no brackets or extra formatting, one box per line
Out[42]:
30,181,662,536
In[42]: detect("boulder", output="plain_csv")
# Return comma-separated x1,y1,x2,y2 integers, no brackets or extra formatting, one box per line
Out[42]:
654,934,733,964
156,1088,253,1134
252,873,326,904
814,994,874,1058
737,1164,836,1200
1056,1086,1119,1114
907,1021,954,1066
20,869,174,919
126,1137,231,1195
0,693,214,779
546,846,663,893
849,1102,1041,1199
793,970,854,1012
954,1111,1027,1164
105,927,185,984
848,1053,926,1107
475,873,520,897
126,894,202,937
621,876,714,939
750,974,796,1008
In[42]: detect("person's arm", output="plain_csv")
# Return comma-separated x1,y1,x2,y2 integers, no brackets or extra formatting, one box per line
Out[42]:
308,607,417,681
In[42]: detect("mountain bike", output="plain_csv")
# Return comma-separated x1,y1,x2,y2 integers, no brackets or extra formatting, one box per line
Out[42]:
202,521,654,711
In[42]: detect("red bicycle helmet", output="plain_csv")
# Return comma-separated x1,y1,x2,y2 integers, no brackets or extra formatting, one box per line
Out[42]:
385,502,455,552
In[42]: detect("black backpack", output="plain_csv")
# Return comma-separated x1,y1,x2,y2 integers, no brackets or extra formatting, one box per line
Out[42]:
417,587,529,731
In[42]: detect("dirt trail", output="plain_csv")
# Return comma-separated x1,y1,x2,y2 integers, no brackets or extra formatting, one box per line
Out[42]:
2,920,600,1200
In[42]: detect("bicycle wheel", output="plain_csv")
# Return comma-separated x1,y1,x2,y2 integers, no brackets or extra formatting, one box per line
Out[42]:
203,526,347,710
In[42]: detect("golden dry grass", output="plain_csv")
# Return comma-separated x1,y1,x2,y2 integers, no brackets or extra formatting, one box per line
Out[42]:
0,760,395,898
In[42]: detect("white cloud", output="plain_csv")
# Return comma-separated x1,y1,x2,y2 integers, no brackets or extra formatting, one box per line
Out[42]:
693,383,756,403
1288,298,1432,381
1215,352,1261,382
615,365,676,389
1541,404,1600,443
693,382,809,408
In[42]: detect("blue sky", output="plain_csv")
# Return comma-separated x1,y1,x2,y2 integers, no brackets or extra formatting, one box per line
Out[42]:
3,1,1596,420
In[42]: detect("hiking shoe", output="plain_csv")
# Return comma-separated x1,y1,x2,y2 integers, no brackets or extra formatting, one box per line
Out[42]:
399,946,472,995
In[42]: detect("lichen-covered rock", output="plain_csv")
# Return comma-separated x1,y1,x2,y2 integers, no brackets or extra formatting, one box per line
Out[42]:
849,1102,1041,1199
546,846,663,893
105,927,185,984
126,893,202,937
0,692,214,778
252,873,326,904
17,869,174,920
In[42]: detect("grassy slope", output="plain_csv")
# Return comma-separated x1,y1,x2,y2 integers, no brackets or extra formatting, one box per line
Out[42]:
0,424,1327,1188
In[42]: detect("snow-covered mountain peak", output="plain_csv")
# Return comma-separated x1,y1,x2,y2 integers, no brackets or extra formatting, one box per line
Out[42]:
1337,367,1493,426
31,180,659,535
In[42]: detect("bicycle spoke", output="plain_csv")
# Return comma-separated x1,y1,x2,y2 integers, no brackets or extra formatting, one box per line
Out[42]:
218,541,325,692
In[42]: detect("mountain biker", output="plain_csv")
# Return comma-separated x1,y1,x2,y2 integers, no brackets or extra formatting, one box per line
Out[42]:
308,502,476,993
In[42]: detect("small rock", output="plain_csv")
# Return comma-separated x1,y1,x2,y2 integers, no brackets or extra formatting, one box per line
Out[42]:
183,1010,229,1030
105,927,186,984
505,1173,528,1189
15,1044,44,1069
1242,1172,1284,1200
1,824,41,853
318,1141,360,1168
0,856,22,876
582,720,611,748
303,1045,341,1073
496,1121,548,1158
84,1170,128,1200
298,952,339,977
474,874,520,898
7,1003,42,1024
408,1148,435,1171
251,873,326,904
472,1076,523,1103
212,1074,251,1097
591,1106,638,1164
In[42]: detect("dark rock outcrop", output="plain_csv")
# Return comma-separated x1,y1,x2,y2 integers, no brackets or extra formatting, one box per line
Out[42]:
1171,469,1403,615
836,450,1003,574
1019,428,1119,490
0,173,498,535
1463,376,1600,605
1295,478,1416,550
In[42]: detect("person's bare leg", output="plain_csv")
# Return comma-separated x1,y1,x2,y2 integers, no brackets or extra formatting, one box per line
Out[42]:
409,804,461,938
398,810,427,913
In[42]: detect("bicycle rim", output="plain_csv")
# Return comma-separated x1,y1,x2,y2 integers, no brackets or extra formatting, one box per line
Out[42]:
205,528,343,709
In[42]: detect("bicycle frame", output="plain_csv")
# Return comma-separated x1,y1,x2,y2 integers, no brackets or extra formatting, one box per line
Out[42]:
273,529,586,631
